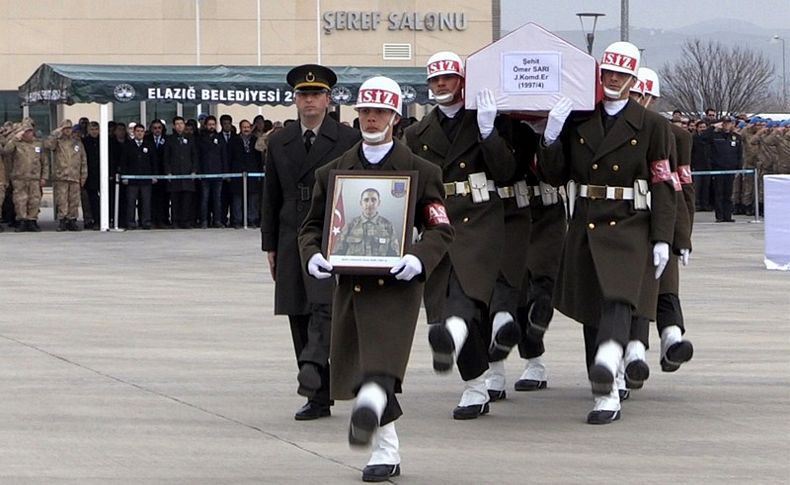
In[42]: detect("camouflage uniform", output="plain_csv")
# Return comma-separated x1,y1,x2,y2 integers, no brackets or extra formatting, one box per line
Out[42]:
45,133,87,221
334,214,400,257
3,132,47,221
733,125,760,212
776,129,790,174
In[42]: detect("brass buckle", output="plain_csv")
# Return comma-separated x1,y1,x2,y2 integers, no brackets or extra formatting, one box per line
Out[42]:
587,185,606,199
443,182,456,196
613,187,624,200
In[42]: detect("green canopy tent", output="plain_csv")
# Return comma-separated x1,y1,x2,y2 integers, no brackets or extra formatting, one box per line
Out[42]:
18,63,430,231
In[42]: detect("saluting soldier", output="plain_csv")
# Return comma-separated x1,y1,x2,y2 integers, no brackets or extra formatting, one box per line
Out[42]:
333,188,400,257
539,42,676,424
261,64,360,421
298,76,453,482
4,122,47,232
45,119,88,232
0,133,6,232
403,51,516,420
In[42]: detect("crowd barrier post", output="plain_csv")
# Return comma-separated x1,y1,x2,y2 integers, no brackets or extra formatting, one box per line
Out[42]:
752,168,761,223
113,173,121,231
242,172,248,230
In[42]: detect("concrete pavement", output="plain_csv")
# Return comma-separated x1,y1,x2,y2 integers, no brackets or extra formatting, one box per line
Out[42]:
0,211,787,484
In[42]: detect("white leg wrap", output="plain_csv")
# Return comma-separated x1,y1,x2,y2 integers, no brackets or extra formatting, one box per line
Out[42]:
520,357,547,381
355,382,387,421
446,316,468,354
459,374,489,407
624,340,647,365
592,384,621,412
485,360,506,391
661,325,683,356
616,359,626,391
594,340,623,375
491,311,513,341
367,422,400,466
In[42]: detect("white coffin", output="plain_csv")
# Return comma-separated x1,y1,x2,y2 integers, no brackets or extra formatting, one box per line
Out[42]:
465,22,597,113
764,175,790,271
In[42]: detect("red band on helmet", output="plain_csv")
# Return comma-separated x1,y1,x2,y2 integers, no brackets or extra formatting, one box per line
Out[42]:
677,165,692,185
602,51,637,71
650,159,672,184
424,202,450,226
357,89,400,110
644,79,654,92
427,60,461,76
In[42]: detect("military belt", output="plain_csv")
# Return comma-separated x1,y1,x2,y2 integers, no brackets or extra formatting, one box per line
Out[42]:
444,179,495,197
578,184,635,200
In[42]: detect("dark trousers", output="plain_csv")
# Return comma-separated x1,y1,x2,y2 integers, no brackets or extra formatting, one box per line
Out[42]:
517,275,554,360
114,181,128,227
200,179,223,225
359,374,402,426
151,182,171,226
629,316,651,349
289,303,332,406
82,188,100,224
656,293,685,335
126,183,152,227
220,181,232,225
693,174,713,210
488,274,520,317
170,190,194,228
582,300,632,372
232,192,260,226
445,271,489,381
713,174,734,221
1,186,16,224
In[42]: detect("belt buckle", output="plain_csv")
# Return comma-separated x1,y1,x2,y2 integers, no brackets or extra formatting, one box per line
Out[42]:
455,181,467,196
299,184,311,201
588,185,606,199
613,187,624,200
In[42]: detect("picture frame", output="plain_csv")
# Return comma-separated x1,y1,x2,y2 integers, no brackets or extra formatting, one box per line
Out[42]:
322,170,419,275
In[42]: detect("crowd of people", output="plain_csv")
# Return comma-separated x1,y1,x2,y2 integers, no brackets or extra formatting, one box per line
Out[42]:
671,109,790,221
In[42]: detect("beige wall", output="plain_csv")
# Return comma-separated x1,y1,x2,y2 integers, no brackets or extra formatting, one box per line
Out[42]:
2,0,492,124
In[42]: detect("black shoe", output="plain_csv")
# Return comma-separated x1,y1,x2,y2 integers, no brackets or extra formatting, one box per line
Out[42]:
200,223,208,229
127,223,138,230
30,221,42,232
514,379,548,392
624,359,650,389
141,224,152,230
15,221,28,233
0,224,3,233
487,389,506,402
744,205,755,216
723,219,736,223
211,222,224,228
661,340,694,372
297,363,322,398
587,409,621,425
348,406,379,447
68,219,81,232
428,324,455,373
588,364,614,395
294,401,330,421
489,319,521,361
452,402,490,420
57,219,67,232
619,389,630,401
232,224,243,229
362,464,400,482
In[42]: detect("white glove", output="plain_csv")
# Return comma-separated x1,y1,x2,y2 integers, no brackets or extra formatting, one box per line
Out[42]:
307,253,333,280
476,88,497,139
390,254,423,281
679,248,690,267
544,97,573,145
653,242,670,279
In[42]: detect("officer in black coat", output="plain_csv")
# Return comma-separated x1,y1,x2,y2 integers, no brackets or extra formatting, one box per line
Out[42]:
261,64,360,420
217,115,237,227
197,116,227,228
145,119,171,228
121,124,158,229
81,122,101,229
708,116,742,222
163,116,199,228
229,121,260,227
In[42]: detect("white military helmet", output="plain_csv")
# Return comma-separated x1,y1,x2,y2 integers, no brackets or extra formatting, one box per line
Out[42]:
426,51,465,80
638,67,661,97
600,41,641,77
630,78,645,95
355,76,402,116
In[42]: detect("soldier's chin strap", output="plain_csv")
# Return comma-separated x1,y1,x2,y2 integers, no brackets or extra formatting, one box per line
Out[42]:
361,113,396,144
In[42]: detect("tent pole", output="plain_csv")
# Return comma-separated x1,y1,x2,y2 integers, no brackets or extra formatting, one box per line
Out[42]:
100,103,110,231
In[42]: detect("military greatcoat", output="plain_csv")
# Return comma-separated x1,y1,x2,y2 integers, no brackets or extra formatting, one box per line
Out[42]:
539,100,676,325
298,140,454,400
403,108,515,322
262,117,360,315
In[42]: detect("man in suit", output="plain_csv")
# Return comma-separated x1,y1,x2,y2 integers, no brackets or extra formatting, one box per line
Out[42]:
261,64,360,420
197,115,226,228
164,116,199,229
403,51,516,420
121,124,158,229
146,119,171,228
229,120,261,228
539,42,676,424
217,114,236,227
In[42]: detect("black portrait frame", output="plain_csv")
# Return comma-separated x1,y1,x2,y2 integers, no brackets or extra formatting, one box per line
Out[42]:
322,170,419,275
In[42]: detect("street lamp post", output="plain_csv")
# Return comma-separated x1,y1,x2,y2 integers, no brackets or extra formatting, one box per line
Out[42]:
576,13,606,56
773,35,786,108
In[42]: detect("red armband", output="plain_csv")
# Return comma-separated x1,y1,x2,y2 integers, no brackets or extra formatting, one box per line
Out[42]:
670,172,682,192
677,165,692,185
650,159,672,184
424,202,450,226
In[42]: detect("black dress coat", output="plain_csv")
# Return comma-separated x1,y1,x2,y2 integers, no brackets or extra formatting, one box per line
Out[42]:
163,132,198,192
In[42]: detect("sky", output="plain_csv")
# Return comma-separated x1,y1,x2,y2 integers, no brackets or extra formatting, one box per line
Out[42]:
502,0,790,32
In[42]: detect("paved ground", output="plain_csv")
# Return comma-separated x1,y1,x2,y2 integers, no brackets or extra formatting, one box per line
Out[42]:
0,210,788,484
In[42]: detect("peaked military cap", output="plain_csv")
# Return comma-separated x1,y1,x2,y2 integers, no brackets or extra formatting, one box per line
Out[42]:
287,64,337,92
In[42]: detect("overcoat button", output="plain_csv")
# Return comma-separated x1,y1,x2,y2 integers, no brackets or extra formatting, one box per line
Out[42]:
463,217,469,223
580,138,585,144
378,279,385,286
609,220,617,226
592,163,599,170
631,139,638,145
459,162,466,168
588,223,595,229
422,145,428,151
612,164,620,171
353,285,361,293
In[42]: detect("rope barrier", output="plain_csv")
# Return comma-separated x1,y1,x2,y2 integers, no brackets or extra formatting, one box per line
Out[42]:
120,173,265,180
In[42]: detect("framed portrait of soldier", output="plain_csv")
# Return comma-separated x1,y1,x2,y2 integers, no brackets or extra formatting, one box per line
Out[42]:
322,170,419,275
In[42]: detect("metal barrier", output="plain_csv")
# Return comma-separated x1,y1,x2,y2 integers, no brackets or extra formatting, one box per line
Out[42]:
118,172,265,230
690,168,760,223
